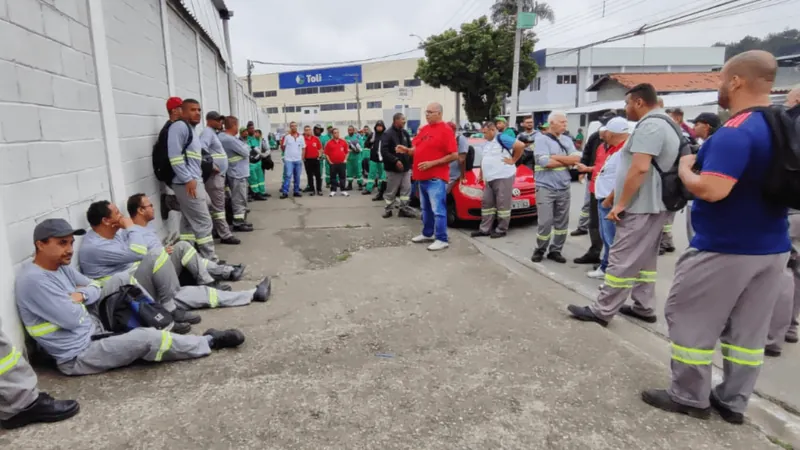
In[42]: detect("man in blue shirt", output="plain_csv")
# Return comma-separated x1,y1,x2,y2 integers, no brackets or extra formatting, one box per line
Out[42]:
641,50,790,425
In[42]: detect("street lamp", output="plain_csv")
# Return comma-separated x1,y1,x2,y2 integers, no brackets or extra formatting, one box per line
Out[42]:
409,34,425,49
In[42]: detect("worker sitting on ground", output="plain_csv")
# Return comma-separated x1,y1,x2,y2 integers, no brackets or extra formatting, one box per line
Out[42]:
78,200,272,334
126,193,246,290
15,219,246,376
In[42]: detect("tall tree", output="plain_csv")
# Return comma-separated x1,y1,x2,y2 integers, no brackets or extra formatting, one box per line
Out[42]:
415,17,538,122
714,28,800,60
491,0,555,29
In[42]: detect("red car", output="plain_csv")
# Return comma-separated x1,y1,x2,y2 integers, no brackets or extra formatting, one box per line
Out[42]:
412,137,537,226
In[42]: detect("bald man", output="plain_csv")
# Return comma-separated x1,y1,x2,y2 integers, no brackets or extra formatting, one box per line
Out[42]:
642,50,791,425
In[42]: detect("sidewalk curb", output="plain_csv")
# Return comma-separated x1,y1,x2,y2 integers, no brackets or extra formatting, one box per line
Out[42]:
459,229,800,450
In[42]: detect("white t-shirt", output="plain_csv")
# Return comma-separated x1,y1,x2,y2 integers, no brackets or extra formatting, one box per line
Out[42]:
282,133,305,162
594,151,621,199
480,134,517,182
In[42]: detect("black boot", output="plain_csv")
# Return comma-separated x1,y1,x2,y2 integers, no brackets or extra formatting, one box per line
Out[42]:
372,181,386,202
345,180,353,191
0,393,81,430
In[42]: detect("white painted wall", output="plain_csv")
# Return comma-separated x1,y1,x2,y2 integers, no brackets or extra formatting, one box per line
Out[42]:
0,0,260,348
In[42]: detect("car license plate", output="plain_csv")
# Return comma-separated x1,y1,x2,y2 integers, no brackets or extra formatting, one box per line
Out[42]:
511,199,530,210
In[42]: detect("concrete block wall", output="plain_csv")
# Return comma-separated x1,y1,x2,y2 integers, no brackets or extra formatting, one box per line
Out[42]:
0,0,260,347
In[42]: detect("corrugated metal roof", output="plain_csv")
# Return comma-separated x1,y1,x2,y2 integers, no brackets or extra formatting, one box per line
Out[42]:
175,0,229,65
586,72,721,93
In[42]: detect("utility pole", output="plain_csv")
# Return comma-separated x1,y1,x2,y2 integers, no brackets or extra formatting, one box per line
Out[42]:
455,94,461,127
355,76,362,125
246,59,254,95
508,0,523,129
574,49,581,107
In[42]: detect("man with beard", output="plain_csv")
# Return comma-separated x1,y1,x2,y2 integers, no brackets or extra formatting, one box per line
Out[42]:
363,121,387,198
641,51,789,425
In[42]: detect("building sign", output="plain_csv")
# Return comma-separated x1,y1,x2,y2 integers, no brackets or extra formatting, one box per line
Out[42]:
278,65,362,89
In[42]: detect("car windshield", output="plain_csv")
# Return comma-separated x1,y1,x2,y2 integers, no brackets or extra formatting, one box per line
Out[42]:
468,138,487,168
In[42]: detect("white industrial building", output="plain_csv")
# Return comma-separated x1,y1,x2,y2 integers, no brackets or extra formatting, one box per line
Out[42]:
517,46,726,123
0,0,262,347
247,58,467,134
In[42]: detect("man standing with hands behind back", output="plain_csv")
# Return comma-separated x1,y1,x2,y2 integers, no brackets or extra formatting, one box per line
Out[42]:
396,103,458,251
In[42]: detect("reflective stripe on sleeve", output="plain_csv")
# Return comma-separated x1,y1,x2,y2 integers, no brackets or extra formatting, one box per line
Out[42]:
181,247,198,267
209,288,219,308
185,151,202,160
169,157,185,166
154,330,173,362
130,244,148,255
534,166,568,172
229,156,244,163
671,343,714,365
0,348,22,376
153,250,169,273
26,322,60,337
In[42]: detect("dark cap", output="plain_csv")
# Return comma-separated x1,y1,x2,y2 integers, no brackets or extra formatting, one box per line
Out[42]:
33,218,85,243
691,112,721,129
206,111,223,121
246,121,254,127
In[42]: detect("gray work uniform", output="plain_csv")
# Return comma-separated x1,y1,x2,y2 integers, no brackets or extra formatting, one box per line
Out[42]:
219,132,250,223
14,263,213,376
479,134,517,234
167,121,218,260
660,211,676,251
767,213,800,352
0,316,39,421
533,133,581,253
589,110,679,321
576,182,591,231
199,127,233,240
78,230,255,313
127,224,233,283
384,171,412,211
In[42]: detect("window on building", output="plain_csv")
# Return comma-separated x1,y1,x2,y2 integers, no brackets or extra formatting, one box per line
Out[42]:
253,91,265,98
282,106,296,113
265,107,279,114
366,82,382,90
367,101,382,109
382,80,399,89
319,85,345,93
593,74,607,83
346,102,360,110
264,90,277,97
529,77,541,91
295,87,319,95
320,103,346,111
404,78,422,87
557,75,577,85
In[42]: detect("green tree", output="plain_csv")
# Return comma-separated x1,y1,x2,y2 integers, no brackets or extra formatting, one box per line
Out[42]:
415,17,538,122
714,28,800,60
491,0,555,29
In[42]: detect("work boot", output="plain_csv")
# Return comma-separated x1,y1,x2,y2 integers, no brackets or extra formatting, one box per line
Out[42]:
309,191,316,197
531,250,545,263
293,192,302,198
619,305,657,324
264,192,272,198
471,230,490,238
566,305,609,327
253,194,268,201
279,193,288,199
220,236,241,245
641,389,711,420
786,323,799,343
233,222,253,232
765,347,781,358
303,185,314,193
204,329,246,350
160,194,170,221
345,180,353,191
490,231,507,239
398,207,416,218
372,181,386,201
0,393,80,430
227,264,246,282
710,394,745,425
547,252,567,264
574,252,601,265
172,308,201,325
362,188,372,195
382,210,393,219
171,322,192,335
570,228,588,237
252,276,272,302
212,229,219,240
317,190,323,196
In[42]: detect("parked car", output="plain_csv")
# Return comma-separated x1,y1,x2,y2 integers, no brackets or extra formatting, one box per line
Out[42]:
411,137,537,226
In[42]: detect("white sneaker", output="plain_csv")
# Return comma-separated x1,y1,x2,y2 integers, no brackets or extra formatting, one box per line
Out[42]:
411,234,435,244
587,268,605,279
341,191,349,197
329,191,336,197
427,240,449,251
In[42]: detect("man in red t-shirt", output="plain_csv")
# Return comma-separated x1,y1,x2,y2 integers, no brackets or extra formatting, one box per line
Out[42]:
396,102,458,251
324,128,349,197
302,125,323,196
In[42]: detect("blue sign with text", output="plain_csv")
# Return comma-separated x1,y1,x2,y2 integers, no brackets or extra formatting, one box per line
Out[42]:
278,65,362,89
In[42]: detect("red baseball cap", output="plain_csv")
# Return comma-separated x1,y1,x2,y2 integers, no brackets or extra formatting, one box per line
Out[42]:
166,97,183,111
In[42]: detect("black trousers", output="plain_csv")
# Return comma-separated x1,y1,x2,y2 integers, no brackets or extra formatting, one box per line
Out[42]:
305,158,322,191
587,193,603,255
330,163,347,191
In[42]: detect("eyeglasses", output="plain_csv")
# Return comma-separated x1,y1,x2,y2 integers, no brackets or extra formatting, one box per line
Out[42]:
425,110,440,115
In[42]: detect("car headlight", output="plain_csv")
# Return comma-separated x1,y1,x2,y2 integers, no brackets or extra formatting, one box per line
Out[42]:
459,184,484,198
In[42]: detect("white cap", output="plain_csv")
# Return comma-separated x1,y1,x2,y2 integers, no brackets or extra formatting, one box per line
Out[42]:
606,117,630,134
598,126,608,132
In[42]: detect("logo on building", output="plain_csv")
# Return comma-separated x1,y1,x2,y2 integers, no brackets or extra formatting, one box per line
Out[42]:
295,75,305,85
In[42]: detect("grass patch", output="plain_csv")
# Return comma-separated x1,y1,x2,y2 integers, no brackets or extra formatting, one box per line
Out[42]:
768,436,793,450
336,252,352,262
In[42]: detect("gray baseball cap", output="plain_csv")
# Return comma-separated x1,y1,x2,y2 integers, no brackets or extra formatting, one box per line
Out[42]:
33,218,85,242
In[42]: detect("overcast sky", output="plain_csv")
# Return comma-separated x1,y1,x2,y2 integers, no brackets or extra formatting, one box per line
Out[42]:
226,0,798,75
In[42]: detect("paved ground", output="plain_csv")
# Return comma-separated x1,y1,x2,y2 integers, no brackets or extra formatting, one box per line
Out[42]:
0,174,786,449
471,181,800,417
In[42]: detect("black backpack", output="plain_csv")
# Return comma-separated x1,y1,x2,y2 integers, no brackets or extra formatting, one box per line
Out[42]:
755,106,800,209
637,115,694,212
153,120,193,186
98,285,174,333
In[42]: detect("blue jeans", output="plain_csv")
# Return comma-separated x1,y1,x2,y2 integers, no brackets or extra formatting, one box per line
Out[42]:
281,160,303,194
419,179,448,242
597,200,616,272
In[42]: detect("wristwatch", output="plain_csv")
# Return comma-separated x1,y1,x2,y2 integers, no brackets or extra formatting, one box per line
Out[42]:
79,292,87,303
